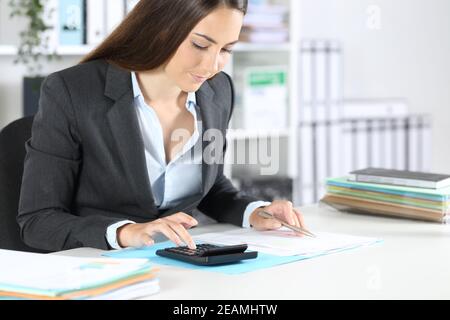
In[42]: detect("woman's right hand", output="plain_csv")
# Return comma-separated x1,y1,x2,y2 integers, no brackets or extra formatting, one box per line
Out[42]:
117,212,198,249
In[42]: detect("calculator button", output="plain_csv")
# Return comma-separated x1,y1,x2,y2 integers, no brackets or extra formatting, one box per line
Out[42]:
163,244,228,257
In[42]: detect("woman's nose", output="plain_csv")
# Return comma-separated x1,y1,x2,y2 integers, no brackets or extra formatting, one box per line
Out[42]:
202,51,221,75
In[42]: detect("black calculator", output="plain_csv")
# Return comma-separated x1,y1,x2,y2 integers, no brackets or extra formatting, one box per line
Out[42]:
155,243,258,266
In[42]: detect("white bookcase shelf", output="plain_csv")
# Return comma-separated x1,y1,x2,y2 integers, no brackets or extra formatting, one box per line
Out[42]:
0,45,95,56
0,43,291,56
55,45,95,55
234,42,291,52
225,0,300,180
0,45,16,55
227,128,290,140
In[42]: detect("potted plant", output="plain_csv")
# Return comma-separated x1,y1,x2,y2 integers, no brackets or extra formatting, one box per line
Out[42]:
8,0,60,116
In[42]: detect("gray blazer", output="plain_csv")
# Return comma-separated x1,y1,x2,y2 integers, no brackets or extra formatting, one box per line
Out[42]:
17,59,260,252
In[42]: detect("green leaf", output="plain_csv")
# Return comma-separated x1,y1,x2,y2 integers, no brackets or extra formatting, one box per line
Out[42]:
7,0,60,76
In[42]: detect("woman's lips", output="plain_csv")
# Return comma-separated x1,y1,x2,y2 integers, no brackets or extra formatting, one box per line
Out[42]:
190,73,208,83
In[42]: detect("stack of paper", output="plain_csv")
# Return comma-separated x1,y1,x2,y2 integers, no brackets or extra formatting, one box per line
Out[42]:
322,177,450,223
105,229,380,275
240,2,289,43
0,250,159,300
193,228,379,257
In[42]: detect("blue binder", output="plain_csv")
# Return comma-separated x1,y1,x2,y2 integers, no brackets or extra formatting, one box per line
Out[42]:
59,0,86,45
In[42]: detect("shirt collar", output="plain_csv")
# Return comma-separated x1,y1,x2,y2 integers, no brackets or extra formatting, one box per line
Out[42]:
131,71,197,106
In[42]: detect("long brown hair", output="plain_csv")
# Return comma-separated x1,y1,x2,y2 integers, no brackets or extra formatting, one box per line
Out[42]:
80,0,248,71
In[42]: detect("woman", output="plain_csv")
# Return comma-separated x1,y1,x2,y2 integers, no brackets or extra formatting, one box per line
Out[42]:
18,0,306,252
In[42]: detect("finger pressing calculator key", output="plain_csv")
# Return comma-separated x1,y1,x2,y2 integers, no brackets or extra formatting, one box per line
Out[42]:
156,243,258,266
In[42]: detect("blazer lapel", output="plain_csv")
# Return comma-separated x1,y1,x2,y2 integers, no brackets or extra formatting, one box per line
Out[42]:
104,63,156,211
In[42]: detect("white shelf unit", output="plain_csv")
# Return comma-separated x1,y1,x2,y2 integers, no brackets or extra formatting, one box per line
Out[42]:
0,42,291,56
224,0,300,184
0,45,97,56
0,45,16,55
1,0,301,188
226,128,290,140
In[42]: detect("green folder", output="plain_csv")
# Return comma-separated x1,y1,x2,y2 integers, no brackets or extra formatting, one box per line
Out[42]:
327,185,447,211
326,177,450,202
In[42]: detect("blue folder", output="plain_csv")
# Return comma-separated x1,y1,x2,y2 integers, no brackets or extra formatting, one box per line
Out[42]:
59,0,85,45
104,240,381,275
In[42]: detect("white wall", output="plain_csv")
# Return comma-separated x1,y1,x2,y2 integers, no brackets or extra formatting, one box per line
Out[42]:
300,0,450,172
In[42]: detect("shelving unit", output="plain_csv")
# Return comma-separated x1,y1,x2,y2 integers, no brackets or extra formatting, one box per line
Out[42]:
225,0,299,184
0,45,16,55
226,128,290,140
0,42,291,56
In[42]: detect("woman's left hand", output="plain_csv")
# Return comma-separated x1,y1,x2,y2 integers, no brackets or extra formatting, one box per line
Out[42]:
249,199,307,234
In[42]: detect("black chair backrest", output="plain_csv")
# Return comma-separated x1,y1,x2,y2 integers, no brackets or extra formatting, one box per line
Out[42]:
0,116,44,252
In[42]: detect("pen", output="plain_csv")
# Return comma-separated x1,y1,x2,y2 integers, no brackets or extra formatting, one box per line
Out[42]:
258,210,317,238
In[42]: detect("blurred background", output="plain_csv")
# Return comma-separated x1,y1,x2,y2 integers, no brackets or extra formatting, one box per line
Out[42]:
0,0,449,206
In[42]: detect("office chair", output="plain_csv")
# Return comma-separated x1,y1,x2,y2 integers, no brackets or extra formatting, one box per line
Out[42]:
0,116,45,252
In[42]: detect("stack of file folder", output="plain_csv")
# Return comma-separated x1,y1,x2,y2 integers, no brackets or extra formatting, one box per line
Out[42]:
240,2,289,43
321,177,450,223
0,250,159,300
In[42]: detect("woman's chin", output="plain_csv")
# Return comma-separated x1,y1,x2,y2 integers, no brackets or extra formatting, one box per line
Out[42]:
182,82,203,92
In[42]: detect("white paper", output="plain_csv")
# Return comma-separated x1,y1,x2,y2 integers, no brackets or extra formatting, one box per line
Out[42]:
89,279,160,300
193,228,379,257
0,250,152,294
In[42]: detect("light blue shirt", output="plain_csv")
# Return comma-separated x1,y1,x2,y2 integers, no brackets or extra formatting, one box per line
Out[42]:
106,72,270,249
133,72,203,209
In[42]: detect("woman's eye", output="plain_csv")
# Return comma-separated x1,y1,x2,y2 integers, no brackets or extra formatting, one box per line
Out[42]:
222,48,233,54
192,42,233,54
192,42,207,50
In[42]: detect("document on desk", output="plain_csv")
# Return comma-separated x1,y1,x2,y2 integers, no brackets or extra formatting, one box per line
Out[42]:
193,228,381,257
105,229,381,275
0,249,159,300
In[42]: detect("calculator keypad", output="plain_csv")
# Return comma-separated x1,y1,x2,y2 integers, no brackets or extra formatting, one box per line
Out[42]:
165,244,219,256
156,243,256,266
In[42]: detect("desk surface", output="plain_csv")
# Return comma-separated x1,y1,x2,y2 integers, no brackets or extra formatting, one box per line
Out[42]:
54,204,450,299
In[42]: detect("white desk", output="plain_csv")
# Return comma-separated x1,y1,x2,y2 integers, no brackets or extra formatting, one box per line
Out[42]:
53,204,450,299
